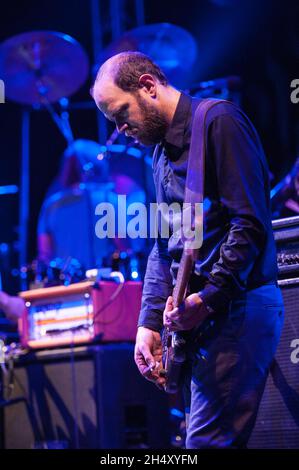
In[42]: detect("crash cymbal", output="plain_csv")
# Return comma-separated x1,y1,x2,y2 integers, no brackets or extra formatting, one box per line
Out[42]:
98,23,198,85
0,31,89,105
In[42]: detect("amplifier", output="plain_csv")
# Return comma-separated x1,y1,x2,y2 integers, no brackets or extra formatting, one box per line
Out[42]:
1,343,171,449
272,216,299,278
249,277,299,448
18,281,142,349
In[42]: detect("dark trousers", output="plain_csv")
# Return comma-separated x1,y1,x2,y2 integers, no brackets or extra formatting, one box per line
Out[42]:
183,283,284,449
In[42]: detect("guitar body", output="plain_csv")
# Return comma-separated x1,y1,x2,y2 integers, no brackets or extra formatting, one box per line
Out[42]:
161,249,198,394
162,330,187,394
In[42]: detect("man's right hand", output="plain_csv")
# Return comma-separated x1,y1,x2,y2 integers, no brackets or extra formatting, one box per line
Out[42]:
134,326,166,390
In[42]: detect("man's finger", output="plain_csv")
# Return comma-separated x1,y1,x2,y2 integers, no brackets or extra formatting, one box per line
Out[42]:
139,344,155,369
141,364,164,385
163,307,179,326
136,360,156,380
136,353,166,387
164,296,174,312
168,307,179,317
141,363,154,378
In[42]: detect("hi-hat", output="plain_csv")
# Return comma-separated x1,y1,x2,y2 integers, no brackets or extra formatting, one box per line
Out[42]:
0,31,89,105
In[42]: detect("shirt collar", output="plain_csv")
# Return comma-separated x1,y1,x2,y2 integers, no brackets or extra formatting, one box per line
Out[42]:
163,91,192,150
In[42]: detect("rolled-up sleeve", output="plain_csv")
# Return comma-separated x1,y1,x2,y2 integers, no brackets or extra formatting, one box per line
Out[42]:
200,109,269,313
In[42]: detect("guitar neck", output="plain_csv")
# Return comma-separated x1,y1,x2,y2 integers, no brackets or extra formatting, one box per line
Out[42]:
172,250,197,308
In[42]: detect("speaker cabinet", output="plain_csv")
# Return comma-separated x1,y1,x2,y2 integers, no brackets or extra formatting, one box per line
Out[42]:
1,343,170,449
249,280,299,448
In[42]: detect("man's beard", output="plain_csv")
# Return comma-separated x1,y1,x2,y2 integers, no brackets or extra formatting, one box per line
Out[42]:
135,94,168,146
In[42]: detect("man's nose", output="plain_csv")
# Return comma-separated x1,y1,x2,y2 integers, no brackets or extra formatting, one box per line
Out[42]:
116,123,128,134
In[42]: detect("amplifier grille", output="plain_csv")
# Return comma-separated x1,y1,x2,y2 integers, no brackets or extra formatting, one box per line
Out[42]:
249,283,299,448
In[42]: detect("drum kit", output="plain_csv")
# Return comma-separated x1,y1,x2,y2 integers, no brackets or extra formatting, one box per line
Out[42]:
0,23,199,106
0,23,241,287
0,22,240,128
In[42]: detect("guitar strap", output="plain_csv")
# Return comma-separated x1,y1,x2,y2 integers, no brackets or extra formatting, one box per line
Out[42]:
184,98,228,240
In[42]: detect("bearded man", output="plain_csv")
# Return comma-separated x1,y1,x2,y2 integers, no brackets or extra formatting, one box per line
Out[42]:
91,51,284,449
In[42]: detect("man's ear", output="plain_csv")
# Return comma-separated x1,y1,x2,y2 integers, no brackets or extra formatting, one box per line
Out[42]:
138,74,156,96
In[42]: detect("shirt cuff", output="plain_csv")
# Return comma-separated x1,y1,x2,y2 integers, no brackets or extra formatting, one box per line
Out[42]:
137,320,163,333
199,283,231,315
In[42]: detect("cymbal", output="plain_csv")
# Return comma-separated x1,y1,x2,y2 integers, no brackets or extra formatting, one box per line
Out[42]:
0,31,89,105
98,23,198,85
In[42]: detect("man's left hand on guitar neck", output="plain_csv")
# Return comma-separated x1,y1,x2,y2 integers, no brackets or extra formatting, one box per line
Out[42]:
163,293,211,331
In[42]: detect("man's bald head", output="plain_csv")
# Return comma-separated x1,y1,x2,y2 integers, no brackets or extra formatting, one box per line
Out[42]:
92,51,168,94
93,54,120,86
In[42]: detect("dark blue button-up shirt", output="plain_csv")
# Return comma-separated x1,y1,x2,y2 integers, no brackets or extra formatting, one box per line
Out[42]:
138,92,278,332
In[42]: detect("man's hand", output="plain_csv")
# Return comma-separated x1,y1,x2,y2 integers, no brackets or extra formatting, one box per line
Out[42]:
163,293,210,331
134,327,166,390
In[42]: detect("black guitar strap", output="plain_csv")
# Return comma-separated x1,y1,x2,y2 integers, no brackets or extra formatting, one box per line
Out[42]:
184,98,228,244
